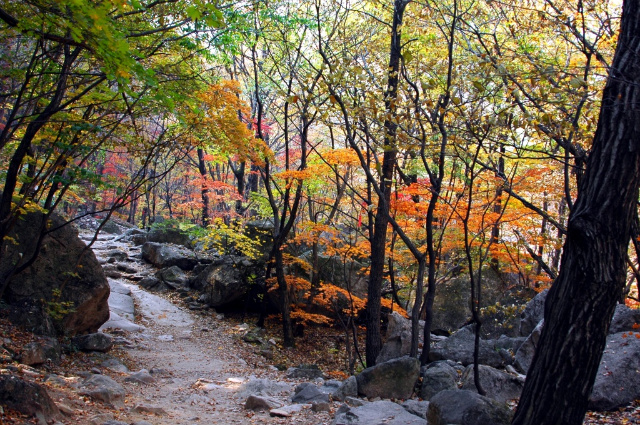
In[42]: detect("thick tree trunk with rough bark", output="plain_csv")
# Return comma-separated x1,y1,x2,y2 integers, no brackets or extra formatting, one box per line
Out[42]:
512,1,640,424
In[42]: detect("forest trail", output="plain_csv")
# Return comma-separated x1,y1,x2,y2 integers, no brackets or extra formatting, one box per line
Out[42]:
87,234,332,425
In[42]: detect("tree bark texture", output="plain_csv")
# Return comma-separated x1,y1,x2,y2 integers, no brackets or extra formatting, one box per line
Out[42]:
365,0,408,367
512,1,640,423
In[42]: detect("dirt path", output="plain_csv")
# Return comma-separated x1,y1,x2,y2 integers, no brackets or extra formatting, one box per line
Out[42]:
86,234,334,425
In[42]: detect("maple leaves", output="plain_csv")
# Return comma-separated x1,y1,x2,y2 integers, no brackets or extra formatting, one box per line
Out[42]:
189,80,269,164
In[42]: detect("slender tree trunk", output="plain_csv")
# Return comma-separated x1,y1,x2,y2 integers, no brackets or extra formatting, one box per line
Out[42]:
274,246,294,345
410,257,426,357
513,2,640,423
365,0,408,367
197,148,210,227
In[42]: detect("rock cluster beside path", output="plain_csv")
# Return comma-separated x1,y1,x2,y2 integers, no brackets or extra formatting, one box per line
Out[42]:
4,217,640,425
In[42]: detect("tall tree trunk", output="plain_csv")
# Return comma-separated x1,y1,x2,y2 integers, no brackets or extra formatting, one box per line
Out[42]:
197,148,210,227
512,1,640,423
365,0,408,367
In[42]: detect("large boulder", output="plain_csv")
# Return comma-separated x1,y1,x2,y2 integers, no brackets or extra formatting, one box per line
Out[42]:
0,375,60,421
303,253,368,297
609,304,640,334
147,226,192,248
356,356,420,400
514,320,543,373
331,400,427,425
155,266,188,289
420,361,459,400
141,242,198,270
460,365,523,402
1,212,109,336
99,219,124,235
431,277,471,333
190,256,262,308
431,270,532,338
519,289,547,336
139,276,169,292
332,375,358,401
429,325,505,368
427,390,512,425
589,331,640,411
377,312,413,363
4,298,56,336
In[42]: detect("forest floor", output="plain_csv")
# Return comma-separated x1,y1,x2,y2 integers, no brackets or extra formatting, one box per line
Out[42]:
1,233,639,424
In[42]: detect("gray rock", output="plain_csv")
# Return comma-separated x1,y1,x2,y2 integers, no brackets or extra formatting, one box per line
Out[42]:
147,226,192,248
429,325,505,368
156,265,188,289
100,220,124,235
72,332,113,352
331,400,426,425
105,250,128,262
139,276,169,291
493,335,526,353
420,361,458,400
460,365,523,402
589,331,640,410
21,337,61,365
243,328,266,344
105,281,135,321
236,378,292,399
102,264,123,278
333,375,357,401
609,304,640,334
125,369,155,385
321,380,342,392
245,395,283,410
124,228,146,237
344,396,366,407
141,242,198,270
427,390,512,425
287,364,323,379
101,358,129,373
99,311,143,333
292,383,329,404
131,234,148,246
270,403,309,417
312,401,331,412
78,374,125,406
190,256,262,307
401,399,430,419
514,319,543,373
115,263,137,274
376,312,415,363
1,212,109,336
519,289,547,336
356,356,420,400
376,334,411,364
0,374,60,421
